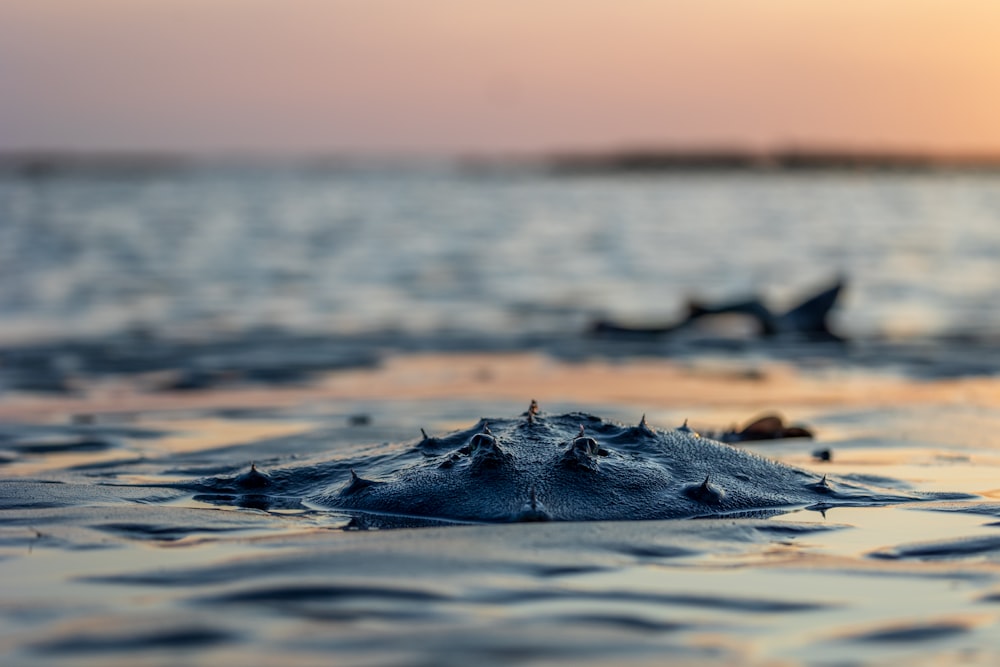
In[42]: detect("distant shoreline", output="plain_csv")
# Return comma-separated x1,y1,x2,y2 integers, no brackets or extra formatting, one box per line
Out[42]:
5,147,1000,176
544,148,1000,174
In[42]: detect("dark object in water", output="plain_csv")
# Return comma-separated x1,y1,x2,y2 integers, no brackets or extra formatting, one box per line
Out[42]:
813,448,834,462
591,280,845,341
710,414,814,444
306,401,939,525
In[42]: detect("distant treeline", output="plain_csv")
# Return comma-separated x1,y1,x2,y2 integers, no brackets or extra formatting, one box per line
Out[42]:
0,152,190,179
0,152,435,178
547,149,1000,174
6,149,1000,178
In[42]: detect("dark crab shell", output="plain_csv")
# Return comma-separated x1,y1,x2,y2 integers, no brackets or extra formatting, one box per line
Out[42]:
309,403,927,524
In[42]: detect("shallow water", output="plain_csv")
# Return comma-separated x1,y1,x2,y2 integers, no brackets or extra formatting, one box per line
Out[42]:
3,356,1000,666
5,163,1000,663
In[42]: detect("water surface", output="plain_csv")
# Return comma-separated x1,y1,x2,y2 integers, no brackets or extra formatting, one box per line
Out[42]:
4,164,1000,665
4,162,1000,343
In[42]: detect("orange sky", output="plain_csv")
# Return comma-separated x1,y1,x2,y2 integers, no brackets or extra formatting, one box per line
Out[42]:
2,1,1000,155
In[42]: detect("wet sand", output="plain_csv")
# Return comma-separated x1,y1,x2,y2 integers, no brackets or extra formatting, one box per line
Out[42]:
3,351,1000,665
6,350,1000,419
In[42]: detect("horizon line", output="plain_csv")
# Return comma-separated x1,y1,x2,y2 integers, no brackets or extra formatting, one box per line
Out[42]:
6,144,1000,174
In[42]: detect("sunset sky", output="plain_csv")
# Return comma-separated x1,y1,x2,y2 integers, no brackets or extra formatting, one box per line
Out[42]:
3,1,1000,156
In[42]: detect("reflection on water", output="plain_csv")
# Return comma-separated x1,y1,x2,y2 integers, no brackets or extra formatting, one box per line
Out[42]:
4,162,1000,664
2,369,1000,665
4,162,1000,343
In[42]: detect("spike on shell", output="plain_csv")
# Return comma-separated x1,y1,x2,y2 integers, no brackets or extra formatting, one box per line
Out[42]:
683,474,725,504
